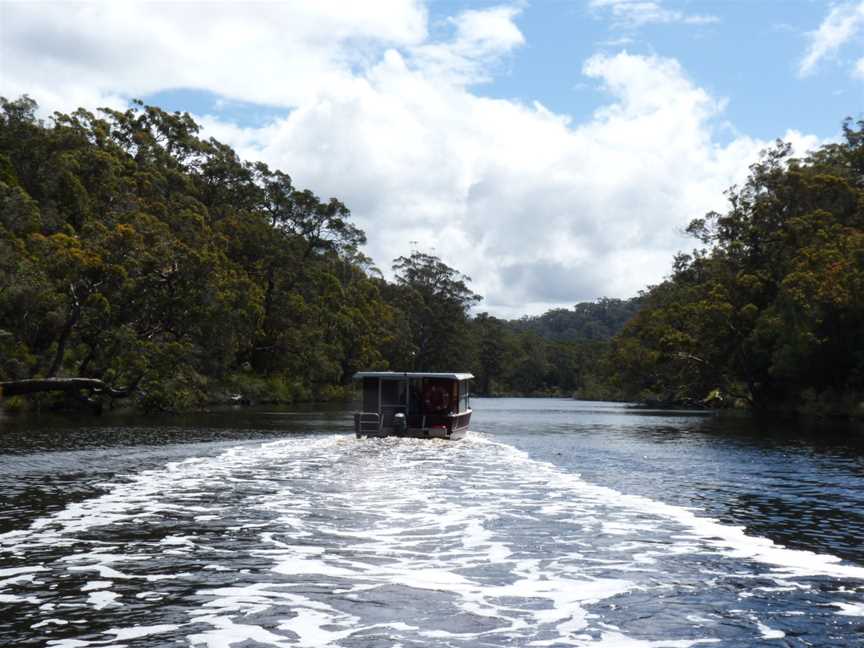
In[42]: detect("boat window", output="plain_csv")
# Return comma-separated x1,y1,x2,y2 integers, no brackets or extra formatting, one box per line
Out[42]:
381,379,405,406
422,379,453,414
459,380,470,413
362,378,378,411
409,379,423,415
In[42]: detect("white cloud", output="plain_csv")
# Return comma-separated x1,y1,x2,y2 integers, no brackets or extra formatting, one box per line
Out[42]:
589,0,719,28
409,5,525,84
0,0,429,113
198,49,802,316
0,1,817,316
799,1,864,77
855,57,864,79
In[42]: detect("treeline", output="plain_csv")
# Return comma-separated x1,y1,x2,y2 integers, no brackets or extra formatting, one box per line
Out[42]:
2,96,862,416
0,96,592,411
0,97,458,410
511,298,642,342
607,121,864,415
468,300,638,397
491,120,864,416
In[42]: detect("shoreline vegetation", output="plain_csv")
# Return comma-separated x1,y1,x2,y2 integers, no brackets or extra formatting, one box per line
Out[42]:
1,97,863,420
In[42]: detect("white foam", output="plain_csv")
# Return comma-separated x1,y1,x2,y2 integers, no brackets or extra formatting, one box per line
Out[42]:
833,601,864,616
135,591,164,600
481,438,864,581
5,431,863,646
276,608,357,647
87,590,120,610
753,616,785,639
107,623,179,641
68,563,129,580
0,572,38,587
758,625,785,639
0,565,47,577
0,593,40,604
146,572,190,581
160,535,196,546
589,633,721,647
32,618,69,628
189,612,308,648
0,440,336,549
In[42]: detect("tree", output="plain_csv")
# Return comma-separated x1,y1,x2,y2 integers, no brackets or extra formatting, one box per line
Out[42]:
0,96,389,410
385,251,481,371
470,313,515,395
609,120,864,412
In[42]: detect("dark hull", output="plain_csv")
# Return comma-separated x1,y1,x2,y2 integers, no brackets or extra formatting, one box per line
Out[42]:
355,410,471,440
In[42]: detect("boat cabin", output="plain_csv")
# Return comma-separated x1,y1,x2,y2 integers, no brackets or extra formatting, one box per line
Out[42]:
353,372,473,440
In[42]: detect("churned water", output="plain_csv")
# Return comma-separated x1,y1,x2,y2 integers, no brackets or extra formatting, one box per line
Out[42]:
1,399,863,647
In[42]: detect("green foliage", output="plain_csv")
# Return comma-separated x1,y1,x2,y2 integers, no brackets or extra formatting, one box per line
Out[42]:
465,307,628,398
608,120,864,414
385,250,482,372
511,298,642,342
5,94,860,417
0,95,641,409
1,395,27,413
0,96,397,411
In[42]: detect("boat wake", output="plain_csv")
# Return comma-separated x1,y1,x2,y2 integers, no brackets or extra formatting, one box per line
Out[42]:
1,432,863,647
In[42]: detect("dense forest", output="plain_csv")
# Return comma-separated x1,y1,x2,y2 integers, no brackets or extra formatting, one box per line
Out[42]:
610,123,864,416
1,97,862,416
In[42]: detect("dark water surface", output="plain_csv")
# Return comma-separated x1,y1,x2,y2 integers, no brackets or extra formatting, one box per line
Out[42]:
1,399,863,647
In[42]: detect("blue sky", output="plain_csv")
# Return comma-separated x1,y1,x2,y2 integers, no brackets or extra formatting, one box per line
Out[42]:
467,1,858,141
3,0,863,316
142,1,862,139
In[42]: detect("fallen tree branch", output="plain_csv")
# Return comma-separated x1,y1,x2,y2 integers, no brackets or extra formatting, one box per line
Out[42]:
0,377,141,399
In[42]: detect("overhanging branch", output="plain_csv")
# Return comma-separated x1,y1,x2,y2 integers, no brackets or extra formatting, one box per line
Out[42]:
0,376,142,399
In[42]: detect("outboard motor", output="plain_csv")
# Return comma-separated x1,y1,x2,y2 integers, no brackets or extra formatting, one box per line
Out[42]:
393,412,407,435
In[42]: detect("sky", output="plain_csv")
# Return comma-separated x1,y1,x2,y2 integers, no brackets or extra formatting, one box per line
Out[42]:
1,0,863,318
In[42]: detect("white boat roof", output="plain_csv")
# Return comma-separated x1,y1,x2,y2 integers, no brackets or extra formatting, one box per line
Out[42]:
353,371,474,381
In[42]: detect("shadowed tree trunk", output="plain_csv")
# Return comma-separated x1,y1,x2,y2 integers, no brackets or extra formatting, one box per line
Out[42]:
47,298,81,377
0,377,141,399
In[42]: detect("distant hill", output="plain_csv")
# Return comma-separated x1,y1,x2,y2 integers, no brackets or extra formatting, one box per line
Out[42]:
509,297,643,343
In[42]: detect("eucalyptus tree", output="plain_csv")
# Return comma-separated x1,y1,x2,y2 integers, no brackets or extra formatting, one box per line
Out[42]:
611,120,864,412
0,96,392,409
386,251,481,372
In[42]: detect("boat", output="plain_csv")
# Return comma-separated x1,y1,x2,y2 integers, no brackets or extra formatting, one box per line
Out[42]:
353,372,473,440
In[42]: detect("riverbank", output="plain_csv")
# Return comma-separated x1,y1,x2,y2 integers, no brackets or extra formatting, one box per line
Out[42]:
4,374,863,425
0,374,355,415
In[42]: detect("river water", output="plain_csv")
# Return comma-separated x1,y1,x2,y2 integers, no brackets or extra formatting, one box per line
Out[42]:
1,398,863,647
